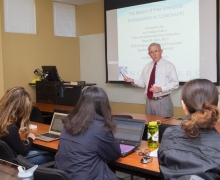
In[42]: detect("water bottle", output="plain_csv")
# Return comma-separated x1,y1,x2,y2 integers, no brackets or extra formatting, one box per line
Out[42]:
18,165,38,180
148,121,159,148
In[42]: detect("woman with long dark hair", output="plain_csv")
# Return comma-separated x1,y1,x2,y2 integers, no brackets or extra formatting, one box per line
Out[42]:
55,87,121,180
158,79,220,180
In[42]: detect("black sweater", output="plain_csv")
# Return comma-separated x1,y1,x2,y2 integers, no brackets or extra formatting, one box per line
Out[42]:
1,124,33,156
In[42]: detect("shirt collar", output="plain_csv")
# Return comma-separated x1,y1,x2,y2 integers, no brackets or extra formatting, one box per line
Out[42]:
156,57,163,66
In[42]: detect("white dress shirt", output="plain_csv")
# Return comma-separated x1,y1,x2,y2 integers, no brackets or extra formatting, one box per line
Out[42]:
133,58,179,97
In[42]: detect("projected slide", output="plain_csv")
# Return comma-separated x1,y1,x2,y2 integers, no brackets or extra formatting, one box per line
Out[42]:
106,0,217,83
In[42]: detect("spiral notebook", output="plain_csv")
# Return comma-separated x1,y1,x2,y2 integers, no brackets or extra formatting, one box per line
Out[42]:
113,118,146,157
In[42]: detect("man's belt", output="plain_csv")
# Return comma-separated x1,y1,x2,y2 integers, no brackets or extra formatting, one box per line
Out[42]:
151,94,170,100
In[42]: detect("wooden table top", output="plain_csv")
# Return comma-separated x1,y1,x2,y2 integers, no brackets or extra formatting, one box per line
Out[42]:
29,113,220,178
32,102,74,113
32,102,173,124
30,122,59,151
30,122,160,175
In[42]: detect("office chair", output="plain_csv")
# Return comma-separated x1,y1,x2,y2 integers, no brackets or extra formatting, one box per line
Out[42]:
30,106,53,124
0,139,55,166
16,155,124,180
112,114,133,119
16,155,71,180
158,124,175,143
0,140,17,162
0,139,47,161
30,106,44,123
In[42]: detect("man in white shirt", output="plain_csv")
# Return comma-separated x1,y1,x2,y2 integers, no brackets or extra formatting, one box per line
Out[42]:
124,43,179,117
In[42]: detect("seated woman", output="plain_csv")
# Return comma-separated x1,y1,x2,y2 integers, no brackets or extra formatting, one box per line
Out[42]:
158,79,220,180
55,87,121,180
0,87,53,164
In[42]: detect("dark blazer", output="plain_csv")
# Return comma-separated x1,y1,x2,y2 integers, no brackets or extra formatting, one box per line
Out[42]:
55,114,121,180
158,125,220,180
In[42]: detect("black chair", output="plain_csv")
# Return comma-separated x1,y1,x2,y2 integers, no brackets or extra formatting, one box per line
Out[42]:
158,124,175,143
0,140,17,162
30,106,44,123
112,115,133,119
16,155,71,180
30,106,53,124
0,140,51,163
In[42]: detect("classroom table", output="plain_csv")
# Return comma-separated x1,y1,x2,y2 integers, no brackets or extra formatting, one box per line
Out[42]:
32,102,74,114
29,122,161,179
32,102,174,124
29,118,220,179
32,102,177,143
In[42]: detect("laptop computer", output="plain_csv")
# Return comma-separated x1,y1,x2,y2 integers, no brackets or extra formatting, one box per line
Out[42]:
35,112,67,142
113,118,146,157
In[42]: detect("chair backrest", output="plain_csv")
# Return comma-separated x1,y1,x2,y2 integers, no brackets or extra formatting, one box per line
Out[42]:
30,106,43,123
112,115,133,119
159,124,175,143
0,140,17,162
16,155,71,180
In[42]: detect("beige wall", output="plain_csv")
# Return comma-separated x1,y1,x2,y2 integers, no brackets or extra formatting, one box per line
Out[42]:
76,1,104,36
0,0,80,101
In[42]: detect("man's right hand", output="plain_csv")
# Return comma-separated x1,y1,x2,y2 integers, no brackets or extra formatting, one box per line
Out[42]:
124,76,134,83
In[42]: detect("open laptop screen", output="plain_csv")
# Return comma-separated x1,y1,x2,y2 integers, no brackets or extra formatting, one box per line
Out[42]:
114,119,145,142
50,113,66,133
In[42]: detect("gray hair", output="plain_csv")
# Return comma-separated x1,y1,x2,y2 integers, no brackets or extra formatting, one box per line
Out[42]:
148,43,161,51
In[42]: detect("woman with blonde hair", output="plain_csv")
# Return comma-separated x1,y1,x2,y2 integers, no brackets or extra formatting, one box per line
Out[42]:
0,87,53,164
158,79,220,180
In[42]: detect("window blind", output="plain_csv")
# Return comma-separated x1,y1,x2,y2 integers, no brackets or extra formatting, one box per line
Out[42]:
53,2,76,37
4,0,36,34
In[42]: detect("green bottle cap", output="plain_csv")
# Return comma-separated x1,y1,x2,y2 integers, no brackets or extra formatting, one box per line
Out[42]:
149,121,157,126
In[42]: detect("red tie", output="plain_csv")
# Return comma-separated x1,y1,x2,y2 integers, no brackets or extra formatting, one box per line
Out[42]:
147,62,157,99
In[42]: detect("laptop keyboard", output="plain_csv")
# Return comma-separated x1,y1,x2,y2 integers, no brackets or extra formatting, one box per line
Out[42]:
120,144,135,153
38,133,60,139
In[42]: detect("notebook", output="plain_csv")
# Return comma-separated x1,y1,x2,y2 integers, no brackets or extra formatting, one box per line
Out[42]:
35,112,67,142
113,118,146,157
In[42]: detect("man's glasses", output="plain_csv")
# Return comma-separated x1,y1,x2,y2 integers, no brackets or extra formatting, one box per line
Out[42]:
149,50,161,55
